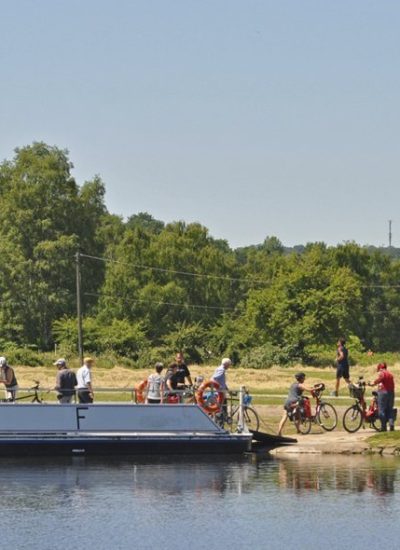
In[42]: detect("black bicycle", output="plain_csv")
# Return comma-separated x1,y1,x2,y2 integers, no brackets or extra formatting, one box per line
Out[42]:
1,381,45,403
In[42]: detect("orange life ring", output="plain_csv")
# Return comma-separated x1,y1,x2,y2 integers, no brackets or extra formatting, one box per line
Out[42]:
135,380,148,403
195,380,224,414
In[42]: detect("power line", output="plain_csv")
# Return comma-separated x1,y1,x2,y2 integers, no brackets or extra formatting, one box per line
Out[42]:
79,253,268,285
79,252,400,289
84,292,236,312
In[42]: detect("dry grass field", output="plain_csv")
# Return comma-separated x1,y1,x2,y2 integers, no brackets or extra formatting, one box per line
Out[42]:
13,362,400,392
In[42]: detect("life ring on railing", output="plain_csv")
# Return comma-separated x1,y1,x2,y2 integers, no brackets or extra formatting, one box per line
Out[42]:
195,380,224,414
135,380,148,403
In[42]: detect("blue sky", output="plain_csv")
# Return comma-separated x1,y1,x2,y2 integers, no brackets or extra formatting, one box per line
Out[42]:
1,1,399,248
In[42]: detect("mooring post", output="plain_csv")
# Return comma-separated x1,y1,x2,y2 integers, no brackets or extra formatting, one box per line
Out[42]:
238,386,245,433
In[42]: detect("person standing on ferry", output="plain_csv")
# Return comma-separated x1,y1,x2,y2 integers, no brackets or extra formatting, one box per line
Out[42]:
174,352,193,388
54,358,77,403
146,362,165,404
0,356,18,401
76,357,94,403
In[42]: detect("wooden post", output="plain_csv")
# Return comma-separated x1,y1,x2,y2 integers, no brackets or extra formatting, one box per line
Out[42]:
75,251,83,365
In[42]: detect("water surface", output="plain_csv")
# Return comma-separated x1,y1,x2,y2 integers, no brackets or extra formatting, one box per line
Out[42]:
2,454,400,549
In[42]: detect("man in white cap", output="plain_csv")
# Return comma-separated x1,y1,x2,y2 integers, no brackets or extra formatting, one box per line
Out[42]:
211,357,232,392
0,356,19,401
54,358,77,404
211,358,232,423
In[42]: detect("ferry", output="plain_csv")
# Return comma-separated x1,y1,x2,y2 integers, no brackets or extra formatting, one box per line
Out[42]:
0,402,254,456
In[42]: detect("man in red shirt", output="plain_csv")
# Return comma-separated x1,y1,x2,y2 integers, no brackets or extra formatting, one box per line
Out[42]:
369,362,395,432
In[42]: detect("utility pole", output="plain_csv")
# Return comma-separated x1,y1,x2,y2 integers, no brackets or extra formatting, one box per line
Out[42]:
75,251,83,365
389,220,393,248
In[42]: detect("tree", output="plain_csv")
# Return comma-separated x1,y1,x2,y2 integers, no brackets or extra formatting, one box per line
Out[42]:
0,143,109,348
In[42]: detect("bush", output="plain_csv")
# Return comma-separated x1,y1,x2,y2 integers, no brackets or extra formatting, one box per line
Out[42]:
240,342,306,368
53,316,148,359
1,344,43,367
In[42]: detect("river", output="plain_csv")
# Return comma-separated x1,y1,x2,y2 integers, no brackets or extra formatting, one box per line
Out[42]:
2,453,400,549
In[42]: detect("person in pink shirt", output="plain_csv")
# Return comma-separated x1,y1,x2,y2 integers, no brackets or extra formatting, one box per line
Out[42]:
369,362,395,432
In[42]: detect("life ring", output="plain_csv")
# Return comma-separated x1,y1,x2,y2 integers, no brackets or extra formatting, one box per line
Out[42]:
195,380,224,414
135,380,148,403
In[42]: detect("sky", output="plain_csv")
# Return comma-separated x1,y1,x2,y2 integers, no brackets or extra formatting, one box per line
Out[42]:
1,0,400,249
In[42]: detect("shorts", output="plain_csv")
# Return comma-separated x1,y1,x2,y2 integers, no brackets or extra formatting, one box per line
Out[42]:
284,399,297,412
336,364,350,380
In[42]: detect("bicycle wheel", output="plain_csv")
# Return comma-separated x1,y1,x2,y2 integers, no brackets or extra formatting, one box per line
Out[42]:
293,408,312,435
343,405,363,433
317,402,338,431
371,418,381,431
231,406,260,433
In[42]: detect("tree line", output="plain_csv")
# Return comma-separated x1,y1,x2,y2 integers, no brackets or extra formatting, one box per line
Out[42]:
1,143,400,367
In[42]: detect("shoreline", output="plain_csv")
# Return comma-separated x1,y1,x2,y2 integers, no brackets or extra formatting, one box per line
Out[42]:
269,430,400,456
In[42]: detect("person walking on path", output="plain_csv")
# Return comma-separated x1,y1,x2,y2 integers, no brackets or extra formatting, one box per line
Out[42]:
278,372,313,436
332,337,351,396
54,358,77,403
0,356,18,401
369,362,395,432
76,357,95,403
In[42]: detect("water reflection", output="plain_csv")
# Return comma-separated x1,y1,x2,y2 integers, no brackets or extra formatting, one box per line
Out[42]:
0,455,257,511
1,455,400,550
0,454,398,504
274,454,398,496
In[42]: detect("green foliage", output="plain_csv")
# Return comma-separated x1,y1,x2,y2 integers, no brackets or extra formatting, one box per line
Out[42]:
4,142,400,365
0,342,43,367
161,321,207,364
240,342,305,368
53,316,147,360
0,143,109,348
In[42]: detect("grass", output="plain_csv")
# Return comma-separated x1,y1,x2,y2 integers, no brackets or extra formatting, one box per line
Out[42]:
367,431,400,448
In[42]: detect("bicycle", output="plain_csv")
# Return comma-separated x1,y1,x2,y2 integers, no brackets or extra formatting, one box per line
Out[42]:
1,381,46,404
290,383,338,435
343,377,380,433
221,389,260,433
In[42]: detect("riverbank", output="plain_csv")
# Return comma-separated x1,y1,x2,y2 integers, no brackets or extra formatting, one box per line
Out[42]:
269,429,400,456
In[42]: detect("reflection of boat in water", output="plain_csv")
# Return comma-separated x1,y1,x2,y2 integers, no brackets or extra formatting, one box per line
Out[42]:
0,455,260,515
0,403,252,456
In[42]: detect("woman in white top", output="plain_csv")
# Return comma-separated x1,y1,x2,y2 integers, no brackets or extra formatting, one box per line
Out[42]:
146,363,164,404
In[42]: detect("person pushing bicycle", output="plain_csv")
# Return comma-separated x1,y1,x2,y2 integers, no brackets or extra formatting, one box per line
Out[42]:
0,356,19,401
278,372,313,436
